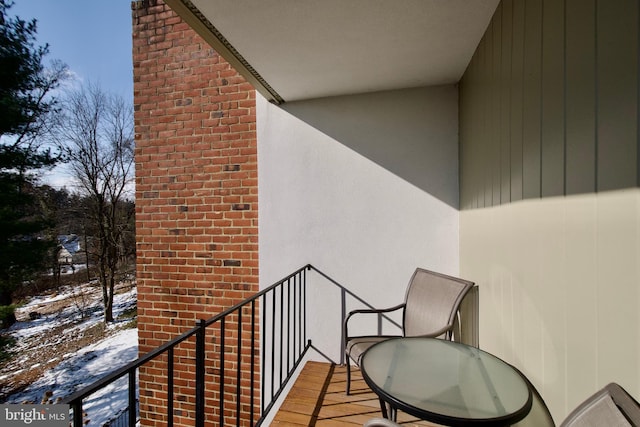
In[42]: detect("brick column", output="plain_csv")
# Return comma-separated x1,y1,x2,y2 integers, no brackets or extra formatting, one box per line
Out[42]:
132,1,258,425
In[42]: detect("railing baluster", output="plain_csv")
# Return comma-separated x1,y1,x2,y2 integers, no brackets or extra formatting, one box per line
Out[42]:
286,278,291,375
341,287,346,365
168,348,174,427
270,289,276,401
279,282,284,385
303,268,307,344
220,316,226,426
293,274,298,358
298,271,303,356
261,292,266,416
195,319,206,427
128,369,136,426
236,309,242,427
71,400,83,427
250,299,256,425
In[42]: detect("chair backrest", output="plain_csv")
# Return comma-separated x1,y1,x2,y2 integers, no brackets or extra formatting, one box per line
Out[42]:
402,268,474,338
560,383,640,427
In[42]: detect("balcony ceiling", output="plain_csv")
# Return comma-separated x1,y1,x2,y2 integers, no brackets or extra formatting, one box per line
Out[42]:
166,0,500,103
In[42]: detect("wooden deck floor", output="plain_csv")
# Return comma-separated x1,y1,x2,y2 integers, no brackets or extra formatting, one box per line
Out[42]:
271,361,439,426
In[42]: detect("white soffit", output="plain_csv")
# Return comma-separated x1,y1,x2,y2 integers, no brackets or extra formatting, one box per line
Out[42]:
183,0,500,103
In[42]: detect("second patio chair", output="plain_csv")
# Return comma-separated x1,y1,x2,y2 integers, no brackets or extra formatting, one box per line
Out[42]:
343,267,474,394
560,382,640,427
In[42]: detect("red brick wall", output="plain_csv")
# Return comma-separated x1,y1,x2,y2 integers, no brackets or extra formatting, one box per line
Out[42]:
132,0,259,425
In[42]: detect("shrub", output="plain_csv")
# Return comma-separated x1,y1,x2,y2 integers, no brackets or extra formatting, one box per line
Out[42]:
0,305,17,329
0,334,16,362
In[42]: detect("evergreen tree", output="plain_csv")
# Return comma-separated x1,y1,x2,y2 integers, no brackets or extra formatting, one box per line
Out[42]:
0,0,67,315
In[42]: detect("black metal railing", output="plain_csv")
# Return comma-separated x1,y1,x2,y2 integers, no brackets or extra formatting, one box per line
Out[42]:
62,265,311,427
61,264,408,427
103,401,139,427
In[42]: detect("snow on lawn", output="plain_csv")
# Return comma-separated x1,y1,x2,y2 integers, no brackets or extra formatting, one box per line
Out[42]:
3,281,139,426
9,329,138,424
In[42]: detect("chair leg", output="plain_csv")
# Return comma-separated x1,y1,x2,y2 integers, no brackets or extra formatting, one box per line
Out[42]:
345,355,352,395
390,405,397,422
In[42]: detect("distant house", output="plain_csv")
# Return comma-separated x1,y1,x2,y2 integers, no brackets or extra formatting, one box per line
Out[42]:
57,235,81,265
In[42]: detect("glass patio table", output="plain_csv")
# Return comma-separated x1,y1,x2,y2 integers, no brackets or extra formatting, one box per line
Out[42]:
360,337,532,426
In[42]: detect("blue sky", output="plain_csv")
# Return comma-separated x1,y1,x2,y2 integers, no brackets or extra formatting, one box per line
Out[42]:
11,0,133,104
9,1,134,187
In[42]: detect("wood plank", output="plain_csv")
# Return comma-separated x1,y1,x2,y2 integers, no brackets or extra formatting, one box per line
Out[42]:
273,361,440,426
271,410,314,426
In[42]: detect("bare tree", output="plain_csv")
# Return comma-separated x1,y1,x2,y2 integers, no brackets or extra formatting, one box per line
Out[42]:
55,84,134,322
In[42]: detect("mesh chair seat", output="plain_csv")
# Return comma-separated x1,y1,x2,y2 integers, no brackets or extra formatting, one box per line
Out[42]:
345,336,397,365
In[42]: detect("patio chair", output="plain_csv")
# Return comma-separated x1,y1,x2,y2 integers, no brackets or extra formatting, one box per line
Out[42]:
344,267,474,394
560,383,640,427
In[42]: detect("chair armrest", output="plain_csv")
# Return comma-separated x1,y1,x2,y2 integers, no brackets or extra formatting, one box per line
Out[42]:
344,303,405,341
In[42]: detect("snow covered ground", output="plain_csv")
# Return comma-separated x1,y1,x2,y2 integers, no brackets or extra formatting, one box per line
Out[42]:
1,280,138,426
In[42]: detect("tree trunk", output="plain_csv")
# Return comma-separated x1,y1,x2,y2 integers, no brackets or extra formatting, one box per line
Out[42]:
53,264,61,287
104,297,113,322
106,271,116,323
98,250,114,323
102,283,114,323
83,233,91,282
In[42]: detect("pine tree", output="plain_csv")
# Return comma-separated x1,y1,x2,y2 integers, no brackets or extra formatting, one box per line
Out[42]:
0,0,67,317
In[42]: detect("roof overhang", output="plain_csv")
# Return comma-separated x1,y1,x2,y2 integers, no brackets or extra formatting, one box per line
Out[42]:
163,0,500,104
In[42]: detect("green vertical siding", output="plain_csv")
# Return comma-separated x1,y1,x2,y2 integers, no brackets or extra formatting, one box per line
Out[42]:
541,0,565,197
522,0,542,200
500,0,513,205
596,0,638,191
565,0,596,195
459,0,640,208
510,0,525,202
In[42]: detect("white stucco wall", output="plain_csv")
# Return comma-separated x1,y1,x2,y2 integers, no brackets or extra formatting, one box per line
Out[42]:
257,86,461,361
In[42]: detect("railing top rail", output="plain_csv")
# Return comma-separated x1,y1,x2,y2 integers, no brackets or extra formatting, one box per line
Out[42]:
62,325,198,404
